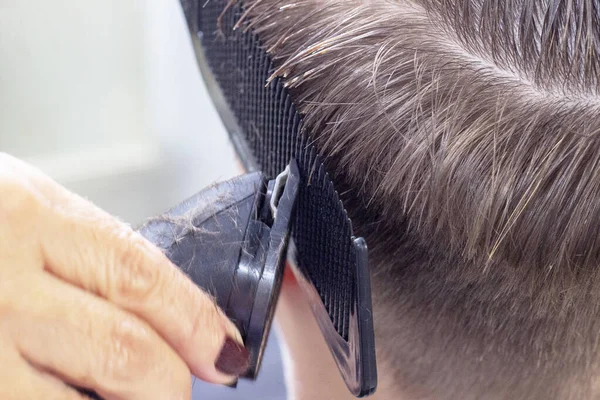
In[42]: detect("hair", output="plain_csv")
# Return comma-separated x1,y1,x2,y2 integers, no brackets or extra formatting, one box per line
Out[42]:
238,1,600,399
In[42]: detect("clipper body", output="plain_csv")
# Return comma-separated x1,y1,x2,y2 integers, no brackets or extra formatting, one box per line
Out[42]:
141,161,300,378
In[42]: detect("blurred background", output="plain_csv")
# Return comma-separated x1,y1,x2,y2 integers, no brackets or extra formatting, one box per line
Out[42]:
0,0,286,398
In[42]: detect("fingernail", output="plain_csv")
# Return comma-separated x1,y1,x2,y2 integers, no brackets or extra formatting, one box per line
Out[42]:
225,379,238,389
215,336,250,376
74,387,103,399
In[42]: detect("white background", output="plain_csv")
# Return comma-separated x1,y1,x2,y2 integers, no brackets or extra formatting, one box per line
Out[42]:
0,0,238,224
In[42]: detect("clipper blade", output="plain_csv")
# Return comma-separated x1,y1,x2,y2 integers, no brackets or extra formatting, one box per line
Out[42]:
182,1,377,396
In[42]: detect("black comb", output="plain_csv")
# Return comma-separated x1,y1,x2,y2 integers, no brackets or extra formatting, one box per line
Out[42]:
181,0,377,397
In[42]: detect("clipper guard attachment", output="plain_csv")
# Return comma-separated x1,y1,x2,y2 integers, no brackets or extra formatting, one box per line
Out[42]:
140,161,300,379
76,164,299,399
181,1,378,396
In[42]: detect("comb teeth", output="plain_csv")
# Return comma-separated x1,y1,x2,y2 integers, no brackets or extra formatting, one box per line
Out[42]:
198,1,356,341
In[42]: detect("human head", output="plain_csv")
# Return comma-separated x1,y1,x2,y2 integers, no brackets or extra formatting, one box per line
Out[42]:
238,1,600,399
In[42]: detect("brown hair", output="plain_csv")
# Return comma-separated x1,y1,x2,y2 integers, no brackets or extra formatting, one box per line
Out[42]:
240,1,600,398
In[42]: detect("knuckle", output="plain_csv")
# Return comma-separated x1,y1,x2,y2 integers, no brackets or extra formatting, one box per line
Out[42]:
0,175,40,223
110,229,161,302
102,317,154,382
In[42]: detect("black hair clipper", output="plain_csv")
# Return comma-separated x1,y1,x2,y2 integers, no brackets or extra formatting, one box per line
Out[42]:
79,163,298,400
140,161,300,379
79,0,377,397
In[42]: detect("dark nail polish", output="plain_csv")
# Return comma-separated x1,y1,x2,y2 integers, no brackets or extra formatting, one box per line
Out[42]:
215,337,250,376
74,387,103,399
225,379,239,389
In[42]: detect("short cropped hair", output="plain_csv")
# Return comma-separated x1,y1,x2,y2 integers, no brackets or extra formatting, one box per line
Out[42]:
241,1,600,399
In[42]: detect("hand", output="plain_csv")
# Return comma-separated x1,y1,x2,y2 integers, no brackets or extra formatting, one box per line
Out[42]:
0,153,249,399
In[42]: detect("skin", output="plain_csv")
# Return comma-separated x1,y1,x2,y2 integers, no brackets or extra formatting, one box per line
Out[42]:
0,153,244,399
277,269,392,400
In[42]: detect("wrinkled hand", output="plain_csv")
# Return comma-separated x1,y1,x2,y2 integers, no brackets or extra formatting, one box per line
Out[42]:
0,153,248,399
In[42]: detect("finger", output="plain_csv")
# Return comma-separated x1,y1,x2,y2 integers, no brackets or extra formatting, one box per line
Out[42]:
6,364,88,400
0,334,86,400
5,272,193,399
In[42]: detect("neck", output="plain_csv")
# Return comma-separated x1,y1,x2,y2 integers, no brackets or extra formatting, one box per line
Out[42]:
275,270,394,400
